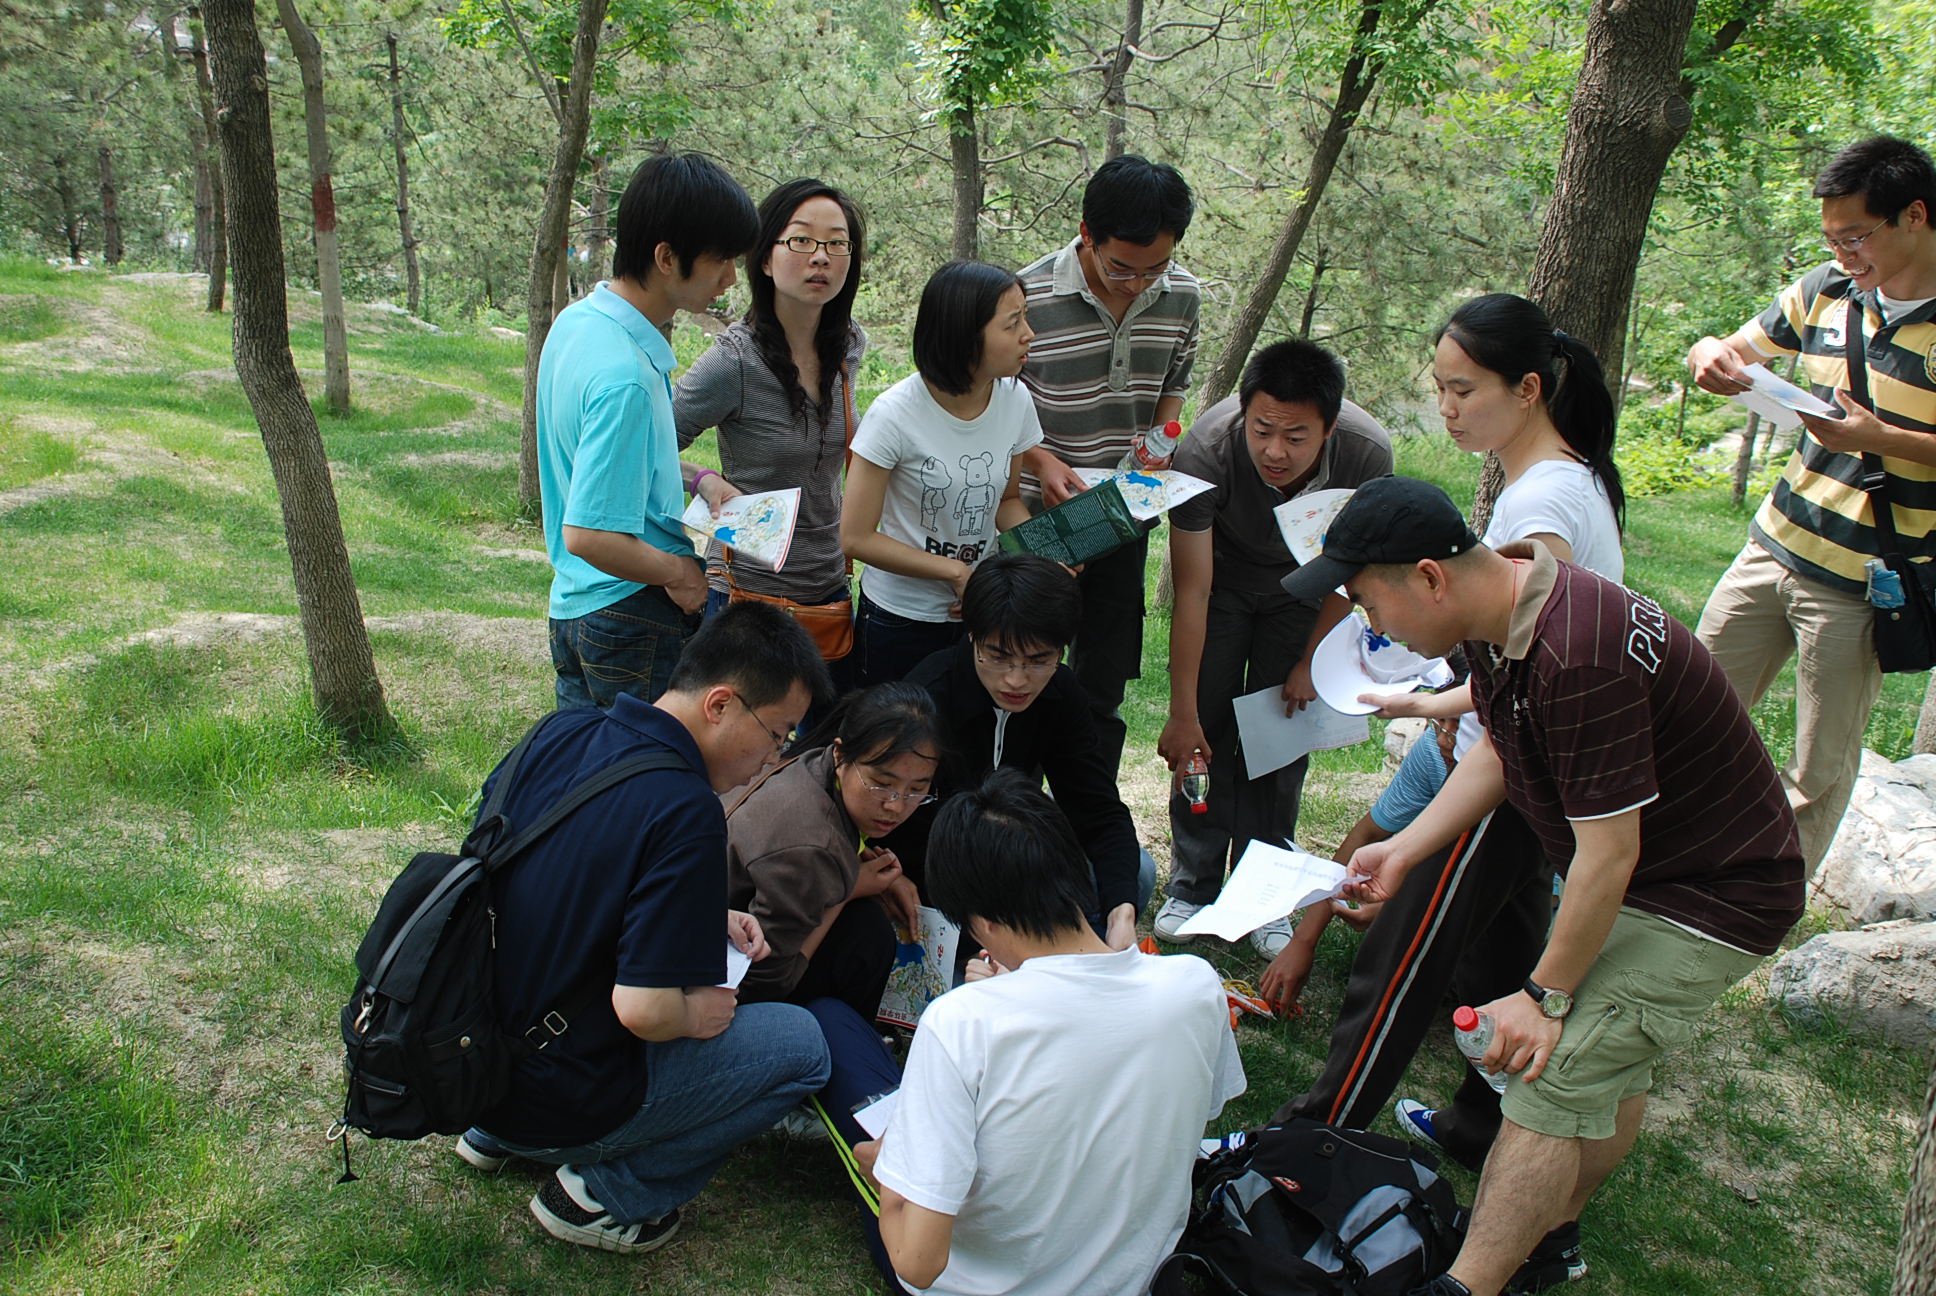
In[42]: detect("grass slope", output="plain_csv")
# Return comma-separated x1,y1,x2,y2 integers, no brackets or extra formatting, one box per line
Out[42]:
0,260,1922,1294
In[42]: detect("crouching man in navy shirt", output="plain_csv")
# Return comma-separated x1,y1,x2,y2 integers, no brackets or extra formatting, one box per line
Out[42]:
456,603,835,1255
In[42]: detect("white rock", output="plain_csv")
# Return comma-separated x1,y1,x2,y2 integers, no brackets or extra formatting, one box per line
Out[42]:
1767,919,1936,1048
1384,716,1428,764
1814,749,1936,925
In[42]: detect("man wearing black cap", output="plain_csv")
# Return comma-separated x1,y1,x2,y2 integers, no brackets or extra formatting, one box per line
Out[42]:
1284,477,1804,1296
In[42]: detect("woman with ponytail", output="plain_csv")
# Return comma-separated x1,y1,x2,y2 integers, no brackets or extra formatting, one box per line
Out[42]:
1435,291,1625,578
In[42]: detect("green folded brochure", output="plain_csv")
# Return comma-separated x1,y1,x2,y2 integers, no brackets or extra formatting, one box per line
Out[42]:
997,479,1143,567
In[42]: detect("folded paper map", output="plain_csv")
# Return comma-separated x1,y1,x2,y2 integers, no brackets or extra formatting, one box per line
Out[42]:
681,487,801,572
1072,467,1216,522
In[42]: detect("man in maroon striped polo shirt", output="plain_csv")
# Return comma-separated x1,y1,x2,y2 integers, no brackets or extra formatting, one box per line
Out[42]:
1285,477,1804,1296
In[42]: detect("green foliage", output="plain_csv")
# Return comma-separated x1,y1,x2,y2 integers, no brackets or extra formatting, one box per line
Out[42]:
911,0,1056,120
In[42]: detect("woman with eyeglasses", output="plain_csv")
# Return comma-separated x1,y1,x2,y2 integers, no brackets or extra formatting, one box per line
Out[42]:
896,554,1155,952
675,179,869,686
723,682,943,1022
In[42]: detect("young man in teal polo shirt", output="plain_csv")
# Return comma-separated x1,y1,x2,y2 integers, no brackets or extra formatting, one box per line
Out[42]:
539,152,760,709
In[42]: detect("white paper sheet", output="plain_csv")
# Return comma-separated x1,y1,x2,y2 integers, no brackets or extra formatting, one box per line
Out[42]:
1310,612,1454,715
1232,685,1371,779
1176,840,1349,941
1274,488,1357,566
1729,362,1841,432
680,487,801,571
854,1089,900,1140
1072,467,1216,521
719,940,751,990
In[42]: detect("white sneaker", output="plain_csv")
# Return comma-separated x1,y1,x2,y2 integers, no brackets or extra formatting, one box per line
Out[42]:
1248,916,1295,959
1153,897,1204,942
770,1102,830,1141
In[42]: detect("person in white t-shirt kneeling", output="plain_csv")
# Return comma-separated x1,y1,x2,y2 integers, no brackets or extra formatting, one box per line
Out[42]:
855,768,1245,1296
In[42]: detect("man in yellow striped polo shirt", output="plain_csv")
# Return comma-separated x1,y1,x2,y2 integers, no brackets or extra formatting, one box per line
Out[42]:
1687,135,1936,876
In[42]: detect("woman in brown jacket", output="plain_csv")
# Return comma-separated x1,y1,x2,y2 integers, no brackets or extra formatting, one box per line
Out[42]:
724,682,945,1020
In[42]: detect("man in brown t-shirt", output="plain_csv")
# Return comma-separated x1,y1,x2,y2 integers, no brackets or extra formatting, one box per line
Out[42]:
1285,477,1803,1296
1153,339,1393,959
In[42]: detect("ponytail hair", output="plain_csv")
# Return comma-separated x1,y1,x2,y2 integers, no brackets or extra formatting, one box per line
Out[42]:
797,681,948,770
1438,293,1625,531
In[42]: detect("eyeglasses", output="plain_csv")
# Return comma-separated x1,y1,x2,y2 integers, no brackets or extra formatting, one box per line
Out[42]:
774,235,854,257
859,779,938,807
1823,217,1891,255
733,694,795,757
1095,257,1170,284
974,646,1061,678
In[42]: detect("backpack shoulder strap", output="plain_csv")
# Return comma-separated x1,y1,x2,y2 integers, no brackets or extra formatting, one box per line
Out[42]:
1845,300,1905,556
464,709,571,856
483,745,695,874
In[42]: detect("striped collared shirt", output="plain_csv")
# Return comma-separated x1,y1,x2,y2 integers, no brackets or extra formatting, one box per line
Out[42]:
1017,239,1200,500
1743,262,1936,595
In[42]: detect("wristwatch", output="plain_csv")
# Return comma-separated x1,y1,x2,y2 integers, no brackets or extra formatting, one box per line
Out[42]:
1524,978,1573,1019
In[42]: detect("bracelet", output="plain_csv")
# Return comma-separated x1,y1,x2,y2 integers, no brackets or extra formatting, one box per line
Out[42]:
691,468,721,494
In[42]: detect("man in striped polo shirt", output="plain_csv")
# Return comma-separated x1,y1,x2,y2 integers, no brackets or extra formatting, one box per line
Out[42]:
1017,156,1201,776
1687,135,1936,875
1287,477,1803,1296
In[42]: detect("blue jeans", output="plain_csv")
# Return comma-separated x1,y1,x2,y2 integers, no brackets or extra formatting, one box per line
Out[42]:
549,584,699,710
465,1002,830,1224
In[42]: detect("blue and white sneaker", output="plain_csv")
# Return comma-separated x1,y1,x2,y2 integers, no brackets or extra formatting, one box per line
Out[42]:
1393,1097,1446,1152
1198,1130,1248,1158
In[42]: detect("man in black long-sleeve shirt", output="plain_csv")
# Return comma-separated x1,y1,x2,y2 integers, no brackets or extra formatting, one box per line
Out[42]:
900,554,1153,948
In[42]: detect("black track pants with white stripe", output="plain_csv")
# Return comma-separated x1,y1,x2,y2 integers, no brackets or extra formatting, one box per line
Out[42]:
1274,805,1551,1171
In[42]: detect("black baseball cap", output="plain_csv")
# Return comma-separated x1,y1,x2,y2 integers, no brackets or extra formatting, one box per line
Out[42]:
1281,476,1480,603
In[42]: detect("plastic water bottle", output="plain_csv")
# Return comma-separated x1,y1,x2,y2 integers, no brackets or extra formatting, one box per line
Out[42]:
1867,557,1906,609
1181,752,1209,815
1453,1005,1509,1095
1119,420,1184,472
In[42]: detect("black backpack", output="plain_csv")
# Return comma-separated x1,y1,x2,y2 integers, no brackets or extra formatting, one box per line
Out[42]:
333,712,689,1178
1153,1120,1466,1296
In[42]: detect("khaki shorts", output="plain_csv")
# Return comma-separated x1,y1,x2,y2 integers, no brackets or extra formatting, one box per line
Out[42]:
1502,907,1764,1141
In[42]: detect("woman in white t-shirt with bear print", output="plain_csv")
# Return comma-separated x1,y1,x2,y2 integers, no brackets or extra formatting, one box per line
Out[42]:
842,261,1043,687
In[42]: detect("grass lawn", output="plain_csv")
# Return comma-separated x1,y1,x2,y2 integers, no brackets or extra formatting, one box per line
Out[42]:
0,261,1924,1294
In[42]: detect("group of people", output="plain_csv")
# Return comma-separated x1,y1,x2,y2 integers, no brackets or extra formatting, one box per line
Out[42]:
452,131,1935,1295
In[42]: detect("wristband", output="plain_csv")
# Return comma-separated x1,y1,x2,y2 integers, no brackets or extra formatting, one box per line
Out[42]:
691,468,721,495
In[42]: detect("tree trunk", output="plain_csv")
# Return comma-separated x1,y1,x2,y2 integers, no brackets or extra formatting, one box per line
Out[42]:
1102,0,1145,161
203,0,393,742
52,154,83,263
553,237,571,314
98,147,124,265
276,0,351,416
1731,410,1761,509
1524,0,1701,403
1897,1049,1936,1292
1297,248,1328,338
1472,452,1505,532
517,0,609,516
189,7,229,311
384,33,422,317
948,101,981,262
1198,0,1410,406
1913,677,1936,756
160,14,213,273
585,153,611,287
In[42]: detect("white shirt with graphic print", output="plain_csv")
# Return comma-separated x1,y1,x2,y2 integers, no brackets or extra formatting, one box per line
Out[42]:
852,373,1044,622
